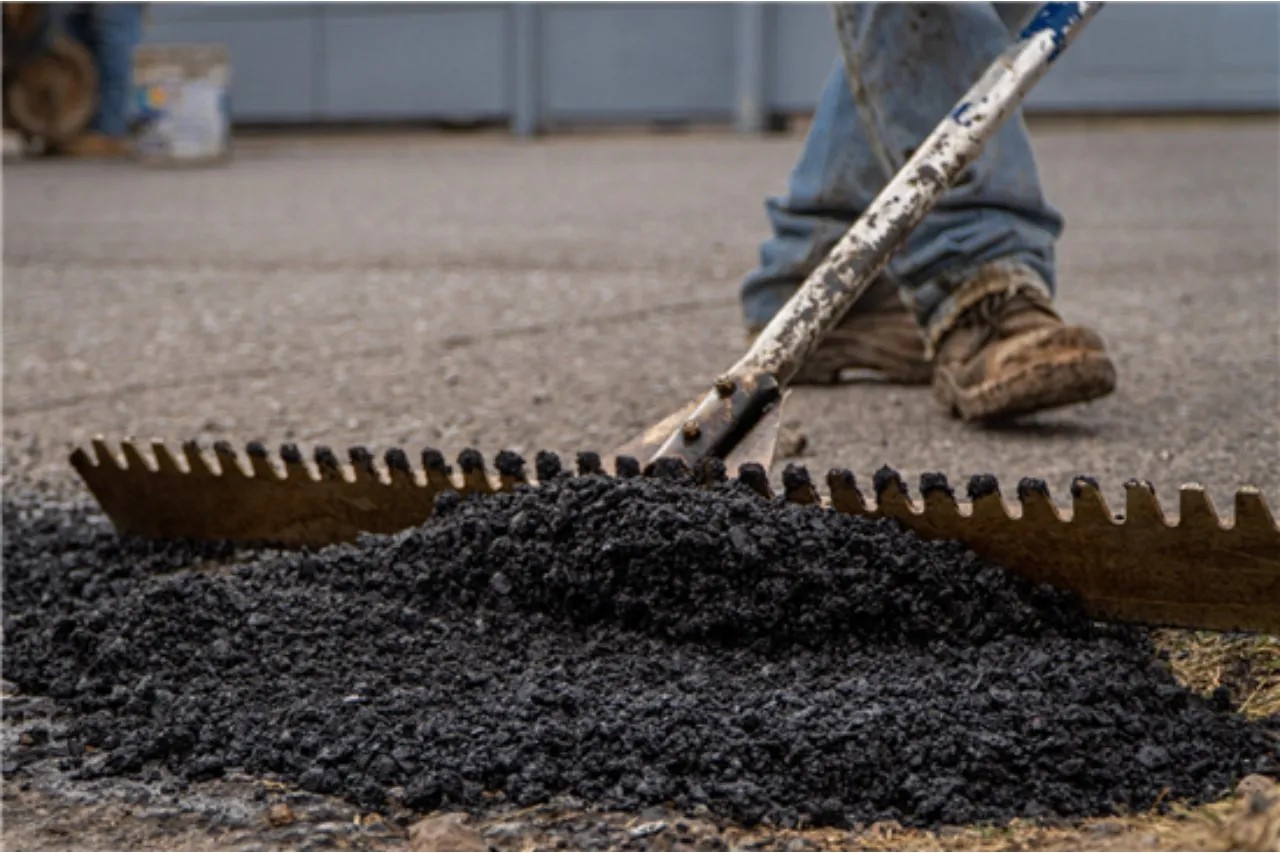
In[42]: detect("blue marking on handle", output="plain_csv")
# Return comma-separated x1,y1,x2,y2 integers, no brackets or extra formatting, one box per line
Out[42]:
1019,1,1085,61
951,102,974,127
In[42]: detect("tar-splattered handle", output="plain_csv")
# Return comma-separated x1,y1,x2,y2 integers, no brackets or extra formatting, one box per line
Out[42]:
735,1,1102,384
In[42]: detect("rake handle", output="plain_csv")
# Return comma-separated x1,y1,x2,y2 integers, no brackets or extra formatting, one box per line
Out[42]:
735,1,1102,384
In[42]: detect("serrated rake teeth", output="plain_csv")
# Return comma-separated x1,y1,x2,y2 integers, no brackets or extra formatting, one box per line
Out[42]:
69,438,1280,633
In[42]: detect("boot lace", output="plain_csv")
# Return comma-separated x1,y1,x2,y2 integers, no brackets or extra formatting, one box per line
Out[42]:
951,289,1056,363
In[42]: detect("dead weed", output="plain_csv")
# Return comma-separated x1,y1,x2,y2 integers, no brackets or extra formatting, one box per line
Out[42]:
1154,630,1280,721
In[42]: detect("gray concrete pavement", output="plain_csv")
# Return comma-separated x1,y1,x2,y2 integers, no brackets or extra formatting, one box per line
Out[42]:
4,119,1278,516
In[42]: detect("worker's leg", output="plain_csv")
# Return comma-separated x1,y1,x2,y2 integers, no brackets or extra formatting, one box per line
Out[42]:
20,3,95,66
830,2,1062,337
86,2,145,138
740,58,879,328
738,2,1063,386
740,3,1061,331
836,1,1114,419
739,57,934,384
740,2,1114,416
28,4,77,53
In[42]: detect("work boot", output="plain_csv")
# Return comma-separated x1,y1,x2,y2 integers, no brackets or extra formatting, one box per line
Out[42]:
746,275,932,385
929,260,1117,422
58,132,131,158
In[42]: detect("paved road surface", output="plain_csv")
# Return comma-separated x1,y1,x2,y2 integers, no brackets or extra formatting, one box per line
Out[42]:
5,120,1278,516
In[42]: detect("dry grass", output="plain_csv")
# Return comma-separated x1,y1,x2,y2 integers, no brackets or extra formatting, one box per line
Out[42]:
755,778,1279,850
468,778,1280,852
1153,630,1280,721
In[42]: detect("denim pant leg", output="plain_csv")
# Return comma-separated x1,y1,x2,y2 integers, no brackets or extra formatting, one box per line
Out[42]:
86,3,145,138
26,4,74,54
740,2,1063,339
740,58,885,328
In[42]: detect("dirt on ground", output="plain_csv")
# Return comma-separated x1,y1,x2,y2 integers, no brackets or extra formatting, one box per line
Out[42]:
4,762,1279,851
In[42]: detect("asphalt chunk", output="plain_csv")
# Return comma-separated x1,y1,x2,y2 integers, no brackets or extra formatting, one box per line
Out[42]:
2,477,1275,830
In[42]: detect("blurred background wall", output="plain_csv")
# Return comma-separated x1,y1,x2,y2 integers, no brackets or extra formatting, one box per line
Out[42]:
143,1,1280,134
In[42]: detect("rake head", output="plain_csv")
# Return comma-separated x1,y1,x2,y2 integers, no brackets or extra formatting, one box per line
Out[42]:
68,436,1280,635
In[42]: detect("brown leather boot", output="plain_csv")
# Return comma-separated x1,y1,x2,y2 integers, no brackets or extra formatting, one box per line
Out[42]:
59,132,132,158
930,260,1117,422
746,275,932,385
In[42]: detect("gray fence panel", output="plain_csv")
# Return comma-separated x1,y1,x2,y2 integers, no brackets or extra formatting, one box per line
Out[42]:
1026,2,1280,110
143,5,318,121
768,4,840,113
765,2,1280,114
1207,2,1280,99
140,2,1280,128
146,3,311,24
538,3,737,121
318,4,510,120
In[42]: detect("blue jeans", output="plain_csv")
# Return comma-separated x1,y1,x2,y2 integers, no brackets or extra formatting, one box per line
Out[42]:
741,3,1063,341
43,3,144,138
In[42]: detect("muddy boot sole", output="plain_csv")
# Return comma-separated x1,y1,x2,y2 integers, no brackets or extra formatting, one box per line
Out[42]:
934,326,1117,422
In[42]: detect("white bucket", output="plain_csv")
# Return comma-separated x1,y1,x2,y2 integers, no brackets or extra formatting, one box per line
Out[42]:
132,44,231,166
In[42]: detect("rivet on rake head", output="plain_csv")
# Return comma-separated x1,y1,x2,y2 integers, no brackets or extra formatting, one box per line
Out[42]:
682,419,702,443
714,376,736,397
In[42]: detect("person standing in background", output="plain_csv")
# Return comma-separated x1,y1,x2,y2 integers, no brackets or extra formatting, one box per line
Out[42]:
44,2,146,157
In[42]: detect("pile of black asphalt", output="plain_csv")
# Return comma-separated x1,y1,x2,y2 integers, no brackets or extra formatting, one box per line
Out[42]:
4,460,1275,829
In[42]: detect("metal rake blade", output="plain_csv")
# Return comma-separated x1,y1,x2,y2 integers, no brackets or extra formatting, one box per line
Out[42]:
68,437,1280,634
